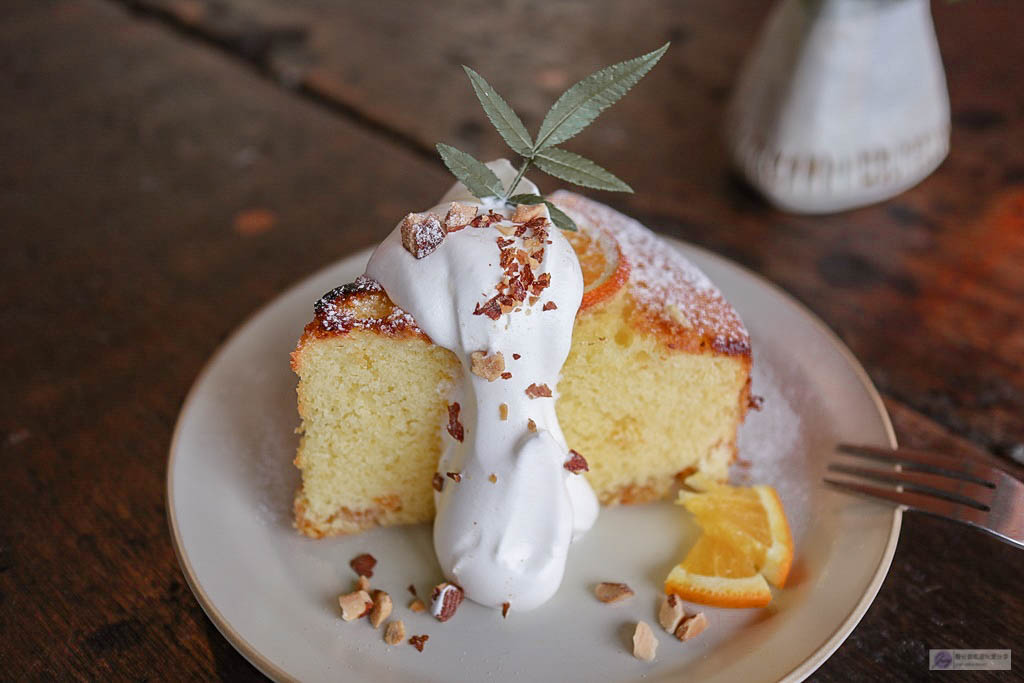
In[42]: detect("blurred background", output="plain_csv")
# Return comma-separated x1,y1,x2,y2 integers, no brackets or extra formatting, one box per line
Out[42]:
2,0,1022,680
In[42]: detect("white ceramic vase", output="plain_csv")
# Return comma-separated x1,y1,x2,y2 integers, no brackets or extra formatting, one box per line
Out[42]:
725,0,951,214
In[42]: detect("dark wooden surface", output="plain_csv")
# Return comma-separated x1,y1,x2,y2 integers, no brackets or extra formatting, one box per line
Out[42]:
2,0,1022,680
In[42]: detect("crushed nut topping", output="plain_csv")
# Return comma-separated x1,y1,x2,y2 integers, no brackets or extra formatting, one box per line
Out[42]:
675,612,708,641
446,402,464,442
632,621,658,661
446,471,462,483
443,202,477,232
384,620,405,645
658,594,686,633
409,598,426,613
408,634,429,652
400,212,445,259
501,602,510,618
525,383,552,398
473,213,551,321
542,301,557,311
564,449,589,474
369,590,393,629
338,590,373,621
407,584,418,597
748,394,765,411
430,582,465,622
470,210,501,227
512,353,521,360
432,472,445,492
499,403,509,420
489,473,498,483
350,553,377,578
471,350,506,381
594,582,634,603
511,203,546,223
355,575,371,592
527,419,537,433
500,371,512,380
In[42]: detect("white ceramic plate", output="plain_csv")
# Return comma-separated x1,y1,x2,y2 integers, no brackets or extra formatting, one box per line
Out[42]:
168,240,900,682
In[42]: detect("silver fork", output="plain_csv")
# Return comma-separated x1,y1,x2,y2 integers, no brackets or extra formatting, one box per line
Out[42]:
824,443,1024,550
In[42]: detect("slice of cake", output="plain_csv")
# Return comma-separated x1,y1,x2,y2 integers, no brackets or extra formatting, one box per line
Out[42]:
291,191,751,538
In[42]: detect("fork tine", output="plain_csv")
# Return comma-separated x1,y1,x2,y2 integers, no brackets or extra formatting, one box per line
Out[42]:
826,463,993,510
823,477,990,527
837,443,996,488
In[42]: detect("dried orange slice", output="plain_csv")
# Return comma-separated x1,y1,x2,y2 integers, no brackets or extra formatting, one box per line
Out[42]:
665,475,793,608
565,225,629,311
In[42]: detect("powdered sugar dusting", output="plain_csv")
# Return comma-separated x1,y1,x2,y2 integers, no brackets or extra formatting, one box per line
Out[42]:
550,191,750,355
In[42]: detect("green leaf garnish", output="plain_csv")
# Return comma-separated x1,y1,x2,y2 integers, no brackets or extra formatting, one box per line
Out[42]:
507,193,578,232
533,148,633,192
436,143,505,200
534,43,669,151
463,67,533,157
436,44,668,227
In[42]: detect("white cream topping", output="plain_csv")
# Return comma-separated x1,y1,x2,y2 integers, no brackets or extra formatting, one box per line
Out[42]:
365,160,598,611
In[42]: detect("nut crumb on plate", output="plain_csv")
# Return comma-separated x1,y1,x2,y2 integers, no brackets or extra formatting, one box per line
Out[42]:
675,612,708,641
409,598,426,613
430,582,465,622
369,590,393,628
383,620,405,645
338,590,373,621
632,621,658,661
658,594,686,633
349,553,376,578
594,582,634,603
355,575,370,592
409,634,429,652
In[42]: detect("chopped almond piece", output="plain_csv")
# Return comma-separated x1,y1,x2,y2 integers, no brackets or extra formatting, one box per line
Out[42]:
430,582,465,622
512,353,521,360
409,634,429,652
542,301,557,311
496,223,517,236
527,419,537,433
500,371,512,380
594,582,634,604
471,350,506,381
369,591,393,628
564,449,589,474
338,590,373,621
409,598,426,613
400,213,445,259
383,620,405,645
525,383,552,398
658,594,686,633
432,472,444,492
446,471,462,483
355,575,370,592
499,403,509,420
489,473,498,483
501,602,510,618
632,621,658,661
446,402,464,442
675,612,709,641
512,203,545,223
443,202,477,231
350,553,376,578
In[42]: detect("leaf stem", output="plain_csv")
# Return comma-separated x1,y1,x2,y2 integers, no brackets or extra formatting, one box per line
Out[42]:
504,158,532,202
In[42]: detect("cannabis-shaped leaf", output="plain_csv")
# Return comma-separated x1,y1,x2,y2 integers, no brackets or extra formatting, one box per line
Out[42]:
435,43,669,229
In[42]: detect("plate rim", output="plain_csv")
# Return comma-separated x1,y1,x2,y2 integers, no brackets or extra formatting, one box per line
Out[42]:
166,238,901,683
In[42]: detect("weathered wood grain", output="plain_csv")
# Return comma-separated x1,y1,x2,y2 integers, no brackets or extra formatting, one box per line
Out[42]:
1,0,1022,681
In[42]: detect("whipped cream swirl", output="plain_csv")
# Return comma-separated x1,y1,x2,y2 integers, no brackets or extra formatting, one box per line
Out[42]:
365,160,598,611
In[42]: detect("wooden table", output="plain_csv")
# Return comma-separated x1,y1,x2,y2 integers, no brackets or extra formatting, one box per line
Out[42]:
3,0,1022,679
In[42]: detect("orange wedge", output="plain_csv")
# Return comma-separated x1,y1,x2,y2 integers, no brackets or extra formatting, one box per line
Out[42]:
565,225,629,311
665,475,793,608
